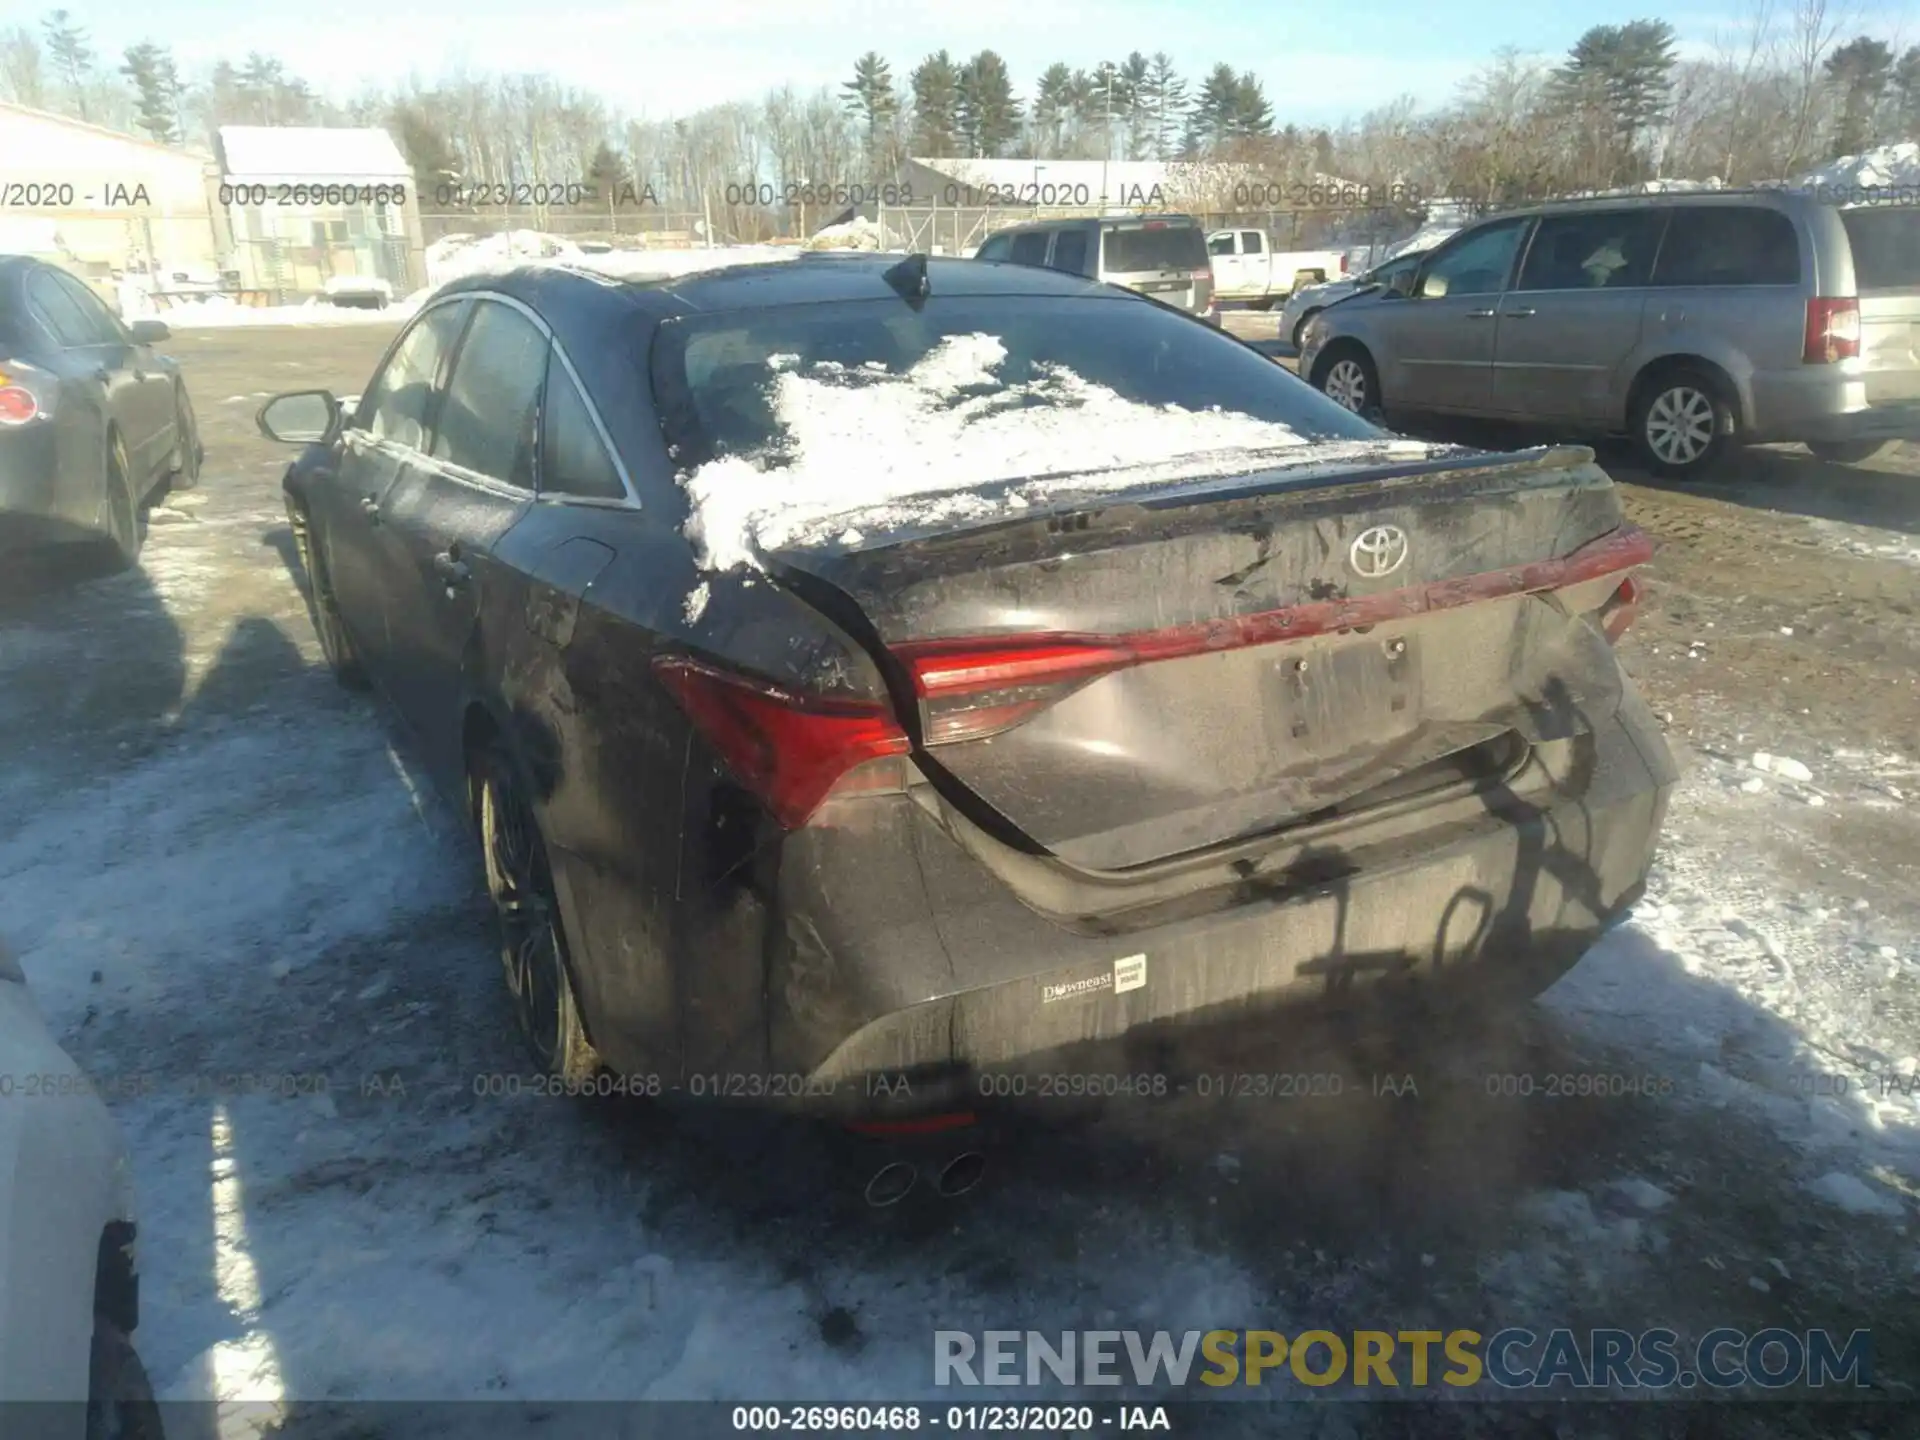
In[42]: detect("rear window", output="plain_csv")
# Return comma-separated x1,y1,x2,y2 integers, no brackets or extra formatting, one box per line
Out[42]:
1839,207,1920,290
1050,230,1089,275
649,294,1378,479
1101,223,1208,274
1651,206,1800,286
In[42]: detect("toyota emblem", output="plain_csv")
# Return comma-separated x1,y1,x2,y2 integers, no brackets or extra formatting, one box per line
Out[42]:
1348,525,1409,579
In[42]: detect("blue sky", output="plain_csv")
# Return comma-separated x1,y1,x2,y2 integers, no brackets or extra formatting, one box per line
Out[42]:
53,1,1918,126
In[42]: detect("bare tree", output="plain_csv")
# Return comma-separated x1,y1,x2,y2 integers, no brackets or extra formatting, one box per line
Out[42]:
1780,0,1849,175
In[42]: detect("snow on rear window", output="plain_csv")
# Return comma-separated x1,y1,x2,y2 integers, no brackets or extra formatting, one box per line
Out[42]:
652,294,1394,574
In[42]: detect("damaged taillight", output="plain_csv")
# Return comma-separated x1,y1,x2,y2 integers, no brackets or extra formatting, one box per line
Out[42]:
651,655,910,828
896,637,1139,745
1599,574,1643,644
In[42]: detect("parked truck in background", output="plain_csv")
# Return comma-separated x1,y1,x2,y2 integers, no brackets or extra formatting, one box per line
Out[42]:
1207,228,1349,309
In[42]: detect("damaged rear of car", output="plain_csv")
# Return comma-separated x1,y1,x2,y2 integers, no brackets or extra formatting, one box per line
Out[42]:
623,260,1677,1119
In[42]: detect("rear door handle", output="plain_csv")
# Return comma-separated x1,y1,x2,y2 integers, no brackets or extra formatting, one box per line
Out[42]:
1503,307,1536,318
1466,308,1496,319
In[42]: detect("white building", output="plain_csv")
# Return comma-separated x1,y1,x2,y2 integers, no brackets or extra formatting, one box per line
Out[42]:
215,125,426,299
0,102,226,302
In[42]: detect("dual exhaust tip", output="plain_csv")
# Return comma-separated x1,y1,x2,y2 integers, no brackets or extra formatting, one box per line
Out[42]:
865,1152,987,1207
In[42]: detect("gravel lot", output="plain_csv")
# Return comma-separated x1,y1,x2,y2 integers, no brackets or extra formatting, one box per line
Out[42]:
2,321,1917,1436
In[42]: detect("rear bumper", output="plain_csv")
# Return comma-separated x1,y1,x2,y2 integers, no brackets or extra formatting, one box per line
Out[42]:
764,684,1678,1120
0,426,97,555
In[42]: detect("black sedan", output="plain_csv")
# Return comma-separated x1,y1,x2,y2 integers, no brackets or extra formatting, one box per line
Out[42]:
0,256,201,567
261,253,1674,1147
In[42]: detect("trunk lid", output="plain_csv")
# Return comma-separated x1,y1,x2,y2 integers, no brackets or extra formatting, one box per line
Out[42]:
769,445,1645,870
1840,206,1920,405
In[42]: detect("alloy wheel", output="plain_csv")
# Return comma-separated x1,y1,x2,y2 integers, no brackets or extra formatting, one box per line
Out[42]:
1324,358,1369,413
478,760,563,1070
1644,385,1715,466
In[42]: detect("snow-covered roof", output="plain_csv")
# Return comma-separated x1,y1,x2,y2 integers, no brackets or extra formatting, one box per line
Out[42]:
0,100,214,160
218,126,410,182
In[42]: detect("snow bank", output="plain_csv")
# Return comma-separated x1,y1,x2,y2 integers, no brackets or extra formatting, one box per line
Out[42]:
424,229,584,287
1794,142,1920,192
681,334,1434,573
805,216,899,251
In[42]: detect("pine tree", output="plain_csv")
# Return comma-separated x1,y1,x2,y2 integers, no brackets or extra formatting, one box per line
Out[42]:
1231,71,1273,138
1825,37,1894,158
121,42,181,144
842,52,898,166
391,101,462,199
1897,47,1920,139
42,10,94,122
1141,52,1187,161
1117,52,1152,160
1031,63,1077,157
1551,20,1676,184
956,50,1021,158
909,51,961,155
1190,64,1240,153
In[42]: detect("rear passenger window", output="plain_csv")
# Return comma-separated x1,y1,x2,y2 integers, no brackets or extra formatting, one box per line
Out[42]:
431,300,549,487
1652,206,1800,286
1049,230,1089,275
1517,211,1665,290
1242,232,1264,254
540,354,626,499
1010,232,1050,267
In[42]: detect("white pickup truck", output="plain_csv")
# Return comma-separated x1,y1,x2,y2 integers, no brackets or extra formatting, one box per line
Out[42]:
1206,228,1348,309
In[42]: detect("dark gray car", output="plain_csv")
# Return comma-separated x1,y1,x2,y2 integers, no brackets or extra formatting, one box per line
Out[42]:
258,255,1672,1182
1298,190,1920,477
0,256,200,568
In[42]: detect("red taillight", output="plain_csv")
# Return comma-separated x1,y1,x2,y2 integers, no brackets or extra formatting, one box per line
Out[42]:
897,638,1138,745
1191,268,1212,283
1803,298,1860,364
1143,220,1168,229
0,386,38,425
1339,254,1350,274
1599,574,1643,644
651,655,910,828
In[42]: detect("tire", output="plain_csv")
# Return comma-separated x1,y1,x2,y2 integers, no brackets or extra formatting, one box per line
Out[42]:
167,385,201,491
471,739,599,1083
1630,366,1736,479
1807,438,1889,465
1291,308,1322,350
285,499,367,689
1312,344,1382,421
102,435,142,569
87,1319,163,1440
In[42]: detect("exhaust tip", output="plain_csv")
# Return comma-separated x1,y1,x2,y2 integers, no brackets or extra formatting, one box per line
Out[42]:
936,1152,988,1198
864,1161,918,1208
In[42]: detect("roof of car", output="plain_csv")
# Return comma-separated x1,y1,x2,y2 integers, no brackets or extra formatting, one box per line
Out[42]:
434,253,1120,317
986,212,1204,234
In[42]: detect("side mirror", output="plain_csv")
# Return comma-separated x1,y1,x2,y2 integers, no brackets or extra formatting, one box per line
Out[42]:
129,319,170,343
257,390,340,444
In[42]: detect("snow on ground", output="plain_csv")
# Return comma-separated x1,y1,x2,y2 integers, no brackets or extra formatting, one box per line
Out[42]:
2,507,1916,1414
678,334,1437,571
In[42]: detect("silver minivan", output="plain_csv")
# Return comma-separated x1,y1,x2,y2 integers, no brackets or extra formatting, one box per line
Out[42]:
1297,190,1920,476
975,214,1220,324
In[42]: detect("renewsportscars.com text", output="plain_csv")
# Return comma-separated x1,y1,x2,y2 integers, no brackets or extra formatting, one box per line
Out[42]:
934,1328,1872,1391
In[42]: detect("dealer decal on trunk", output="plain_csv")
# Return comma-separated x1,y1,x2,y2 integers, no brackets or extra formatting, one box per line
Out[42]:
1041,954,1148,1005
